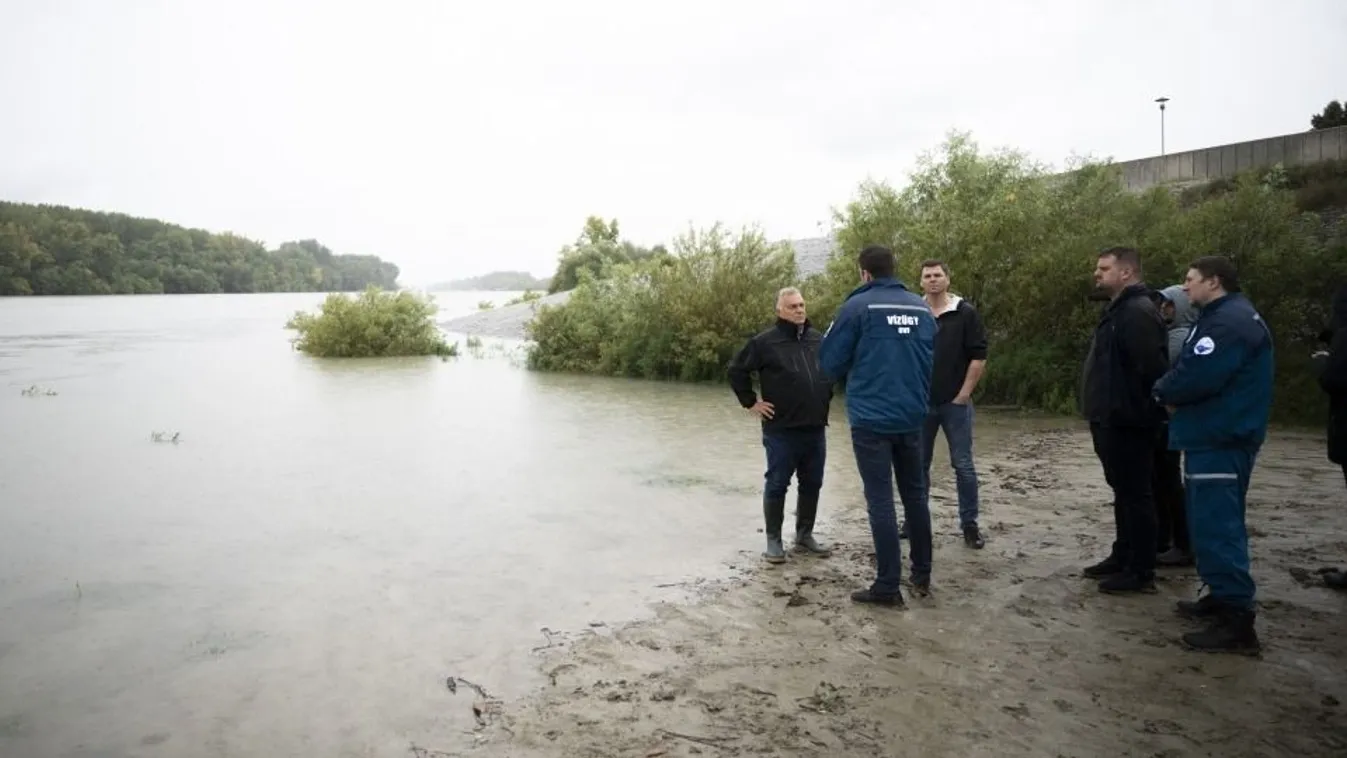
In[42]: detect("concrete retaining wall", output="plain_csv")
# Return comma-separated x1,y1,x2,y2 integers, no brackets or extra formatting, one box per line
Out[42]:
1115,125,1347,192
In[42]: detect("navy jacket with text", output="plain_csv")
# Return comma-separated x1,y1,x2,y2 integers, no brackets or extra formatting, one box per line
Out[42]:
1152,292,1275,451
818,277,936,435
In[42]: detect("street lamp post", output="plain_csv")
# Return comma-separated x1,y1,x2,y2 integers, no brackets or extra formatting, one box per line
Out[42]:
1155,96,1170,156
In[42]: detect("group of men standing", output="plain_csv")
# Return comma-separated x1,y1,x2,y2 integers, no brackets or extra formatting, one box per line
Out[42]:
728,243,1283,657
728,246,988,603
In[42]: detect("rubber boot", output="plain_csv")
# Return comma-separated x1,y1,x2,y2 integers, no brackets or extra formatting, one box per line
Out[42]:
793,490,830,557
763,495,787,564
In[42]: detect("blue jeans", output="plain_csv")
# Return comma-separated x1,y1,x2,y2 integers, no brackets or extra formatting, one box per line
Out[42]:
1185,447,1258,610
762,427,827,500
850,426,932,595
922,402,980,529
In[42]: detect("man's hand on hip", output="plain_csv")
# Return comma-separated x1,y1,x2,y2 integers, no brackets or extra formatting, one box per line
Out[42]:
749,400,775,420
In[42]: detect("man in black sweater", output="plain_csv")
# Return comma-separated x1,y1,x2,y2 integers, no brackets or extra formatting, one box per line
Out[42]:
1080,247,1171,594
727,287,835,563
911,259,988,549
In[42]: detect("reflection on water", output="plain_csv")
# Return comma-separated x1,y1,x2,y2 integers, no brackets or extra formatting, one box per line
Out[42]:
0,292,1071,757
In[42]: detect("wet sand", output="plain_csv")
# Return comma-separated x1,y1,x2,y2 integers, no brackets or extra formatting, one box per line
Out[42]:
458,419,1347,758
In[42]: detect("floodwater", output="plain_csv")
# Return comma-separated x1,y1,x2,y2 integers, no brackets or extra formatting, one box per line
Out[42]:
0,291,1068,757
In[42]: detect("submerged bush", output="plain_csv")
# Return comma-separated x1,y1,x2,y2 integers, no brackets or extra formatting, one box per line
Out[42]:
285,287,458,358
526,223,795,381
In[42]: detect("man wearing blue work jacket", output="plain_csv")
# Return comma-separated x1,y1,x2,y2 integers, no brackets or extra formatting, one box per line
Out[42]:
819,244,937,608
1153,255,1273,655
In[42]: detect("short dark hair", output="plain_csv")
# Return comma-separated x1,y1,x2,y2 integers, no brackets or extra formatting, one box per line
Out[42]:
920,259,949,275
858,245,896,279
1189,255,1241,293
1099,246,1143,277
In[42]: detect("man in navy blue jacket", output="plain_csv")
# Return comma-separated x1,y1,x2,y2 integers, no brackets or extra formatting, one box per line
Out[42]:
1153,255,1273,655
819,245,937,607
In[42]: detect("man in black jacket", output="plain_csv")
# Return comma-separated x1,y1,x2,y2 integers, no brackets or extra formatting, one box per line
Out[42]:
728,287,835,563
1080,247,1171,594
1315,285,1347,589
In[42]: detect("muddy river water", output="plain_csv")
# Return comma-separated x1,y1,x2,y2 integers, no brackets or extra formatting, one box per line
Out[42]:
2,292,1344,758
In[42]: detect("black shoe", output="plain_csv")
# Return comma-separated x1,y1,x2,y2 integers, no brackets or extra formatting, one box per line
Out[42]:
1098,572,1158,595
1083,556,1124,578
1156,548,1194,568
1181,607,1261,656
1175,593,1222,619
1318,568,1347,590
908,577,931,597
963,526,985,550
898,520,908,540
850,588,905,607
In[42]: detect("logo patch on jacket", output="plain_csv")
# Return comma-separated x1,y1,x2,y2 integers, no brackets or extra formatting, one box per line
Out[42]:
1193,336,1215,355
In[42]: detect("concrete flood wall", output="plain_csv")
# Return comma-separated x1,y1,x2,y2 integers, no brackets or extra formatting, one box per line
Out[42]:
1115,125,1347,192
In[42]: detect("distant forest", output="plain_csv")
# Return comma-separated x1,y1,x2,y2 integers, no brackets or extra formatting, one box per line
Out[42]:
430,270,551,291
0,201,400,296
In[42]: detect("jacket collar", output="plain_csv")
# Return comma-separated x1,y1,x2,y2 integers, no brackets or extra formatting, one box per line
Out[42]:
1106,282,1151,312
1199,292,1240,315
775,317,813,337
846,276,910,301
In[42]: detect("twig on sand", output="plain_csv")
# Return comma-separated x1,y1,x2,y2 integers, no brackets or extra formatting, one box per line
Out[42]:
656,729,731,748
445,677,493,700
409,743,456,757
532,626,560,651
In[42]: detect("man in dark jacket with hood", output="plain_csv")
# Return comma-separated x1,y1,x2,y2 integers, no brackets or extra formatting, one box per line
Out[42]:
1151,285,1198,567
1080,247,1170,595
1314,284,1347,589
728,286,835,564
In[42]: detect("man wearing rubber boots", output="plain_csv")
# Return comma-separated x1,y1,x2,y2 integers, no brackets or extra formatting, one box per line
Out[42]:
1153,256,1273,655
728,287,835,564
819,245,936,607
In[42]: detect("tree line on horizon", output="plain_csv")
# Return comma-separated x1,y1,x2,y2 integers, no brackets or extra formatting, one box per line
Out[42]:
0,201,399,296
429,270,552,292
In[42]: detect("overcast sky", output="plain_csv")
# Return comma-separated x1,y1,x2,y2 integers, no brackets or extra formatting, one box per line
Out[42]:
2,0,1344,285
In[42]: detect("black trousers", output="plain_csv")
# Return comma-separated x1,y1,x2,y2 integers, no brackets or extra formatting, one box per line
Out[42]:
1153,425,1189,553
1089,422,1159,575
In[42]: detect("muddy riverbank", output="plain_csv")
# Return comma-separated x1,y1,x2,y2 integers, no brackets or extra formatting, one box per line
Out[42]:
459,421,1347,758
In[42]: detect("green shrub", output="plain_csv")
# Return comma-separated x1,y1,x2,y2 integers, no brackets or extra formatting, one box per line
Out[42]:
504,289,543,306
526,224,795,381
285,286,458,358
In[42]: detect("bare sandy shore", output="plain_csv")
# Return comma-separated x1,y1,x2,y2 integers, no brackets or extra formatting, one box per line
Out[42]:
442,421,1346,758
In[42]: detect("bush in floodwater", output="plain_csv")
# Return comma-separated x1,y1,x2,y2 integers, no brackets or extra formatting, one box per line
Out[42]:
504,289,543,307
285,287,459,358
526,223,796,381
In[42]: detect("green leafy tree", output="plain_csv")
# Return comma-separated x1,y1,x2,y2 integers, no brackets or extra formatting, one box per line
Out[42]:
285,287,457,358
1311,99,1346,130
0,201,402,296
528,223,795,381
546,215,670,293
